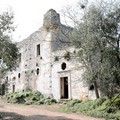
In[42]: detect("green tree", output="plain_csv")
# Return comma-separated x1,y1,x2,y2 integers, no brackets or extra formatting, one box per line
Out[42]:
63,0,120,98
0,10,18,78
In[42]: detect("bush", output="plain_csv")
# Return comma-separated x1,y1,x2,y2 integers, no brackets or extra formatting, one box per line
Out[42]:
60,97,120,120
4,91,57,105
105,106,117,113
67,99,81,107
36,98,45,105
114,98,120,109
44,98,57,105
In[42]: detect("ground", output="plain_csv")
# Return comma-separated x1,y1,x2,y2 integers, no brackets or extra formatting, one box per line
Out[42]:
0,98,105,120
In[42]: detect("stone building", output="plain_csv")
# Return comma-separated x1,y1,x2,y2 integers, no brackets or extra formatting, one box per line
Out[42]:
3,9,96,100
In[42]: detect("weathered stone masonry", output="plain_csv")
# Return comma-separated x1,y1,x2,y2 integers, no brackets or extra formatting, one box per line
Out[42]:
3,9,96,100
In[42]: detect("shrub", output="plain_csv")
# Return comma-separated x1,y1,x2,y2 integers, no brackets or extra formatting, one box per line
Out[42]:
4,90,57,105
44,98,57,105
60,97,120,120
33,91,42,96
36,98,45,105
67,99,81,107
114,98,120,109
64,52,71,61
102,99,111,106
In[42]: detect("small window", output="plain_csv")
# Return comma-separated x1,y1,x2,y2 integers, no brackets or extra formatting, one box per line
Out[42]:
18,73,21,78
37,44,40,56
13,85,15,93
36,63,38,67
19,53,21,62
13,77,16,80
6,76,8,80
61,62,66,70
6,77,8,83
31,70,34,73
36,68,39,75
89,84,94,90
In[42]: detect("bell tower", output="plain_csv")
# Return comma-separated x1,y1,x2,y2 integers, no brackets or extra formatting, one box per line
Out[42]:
43,9,61,29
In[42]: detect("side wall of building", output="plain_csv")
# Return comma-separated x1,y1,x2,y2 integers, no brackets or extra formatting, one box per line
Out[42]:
51,48,90,100
3,9,96,100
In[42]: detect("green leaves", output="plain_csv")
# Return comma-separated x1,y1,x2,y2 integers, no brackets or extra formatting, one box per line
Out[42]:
0,10,18,76
71,0,120,97
0,11,14,33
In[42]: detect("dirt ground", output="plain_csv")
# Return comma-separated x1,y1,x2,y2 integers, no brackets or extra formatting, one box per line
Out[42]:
0,102,105,120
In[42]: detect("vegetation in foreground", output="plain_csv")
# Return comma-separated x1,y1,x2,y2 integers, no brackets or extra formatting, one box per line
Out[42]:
63,0,120,98
60,95,120,120
0,10,18,77
2,91,120,120
4,90,57,105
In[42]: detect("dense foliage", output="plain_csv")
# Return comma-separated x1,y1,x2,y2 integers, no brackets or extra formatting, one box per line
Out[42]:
0,11,18,77
60,95,120,120
65,0,120,98
4,91,57,105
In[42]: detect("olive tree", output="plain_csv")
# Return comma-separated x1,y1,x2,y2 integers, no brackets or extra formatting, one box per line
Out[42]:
62,0,120,98
0,10,18,78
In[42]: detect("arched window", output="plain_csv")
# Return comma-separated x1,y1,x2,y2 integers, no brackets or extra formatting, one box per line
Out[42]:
61,62,66,70
18,73,21,78
36,68,39,75
37,44,40,56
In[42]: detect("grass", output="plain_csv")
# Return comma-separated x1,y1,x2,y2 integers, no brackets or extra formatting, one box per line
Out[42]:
59,97,120,120
2,91,120,120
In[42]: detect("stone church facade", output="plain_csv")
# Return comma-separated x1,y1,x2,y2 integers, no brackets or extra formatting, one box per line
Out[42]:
3,9,96,100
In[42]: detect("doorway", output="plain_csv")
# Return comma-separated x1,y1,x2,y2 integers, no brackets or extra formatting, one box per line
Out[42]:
60,77,69,99
12,85,15,93
1,84,5,95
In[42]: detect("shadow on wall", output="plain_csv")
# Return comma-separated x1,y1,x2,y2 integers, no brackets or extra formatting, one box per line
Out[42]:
0,111,77,120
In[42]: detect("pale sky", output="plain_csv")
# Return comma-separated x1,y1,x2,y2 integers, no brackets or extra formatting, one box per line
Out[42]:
0,0,79,42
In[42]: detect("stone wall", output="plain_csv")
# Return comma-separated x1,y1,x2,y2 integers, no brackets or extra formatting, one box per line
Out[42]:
4,9,96,100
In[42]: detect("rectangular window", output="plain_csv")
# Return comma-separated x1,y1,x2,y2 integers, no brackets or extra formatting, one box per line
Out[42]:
13,85,15,93
18,53,21,62
37,44,40,56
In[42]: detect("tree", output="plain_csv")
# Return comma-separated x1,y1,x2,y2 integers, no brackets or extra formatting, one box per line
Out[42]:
0,10,18,78
62,0,120,98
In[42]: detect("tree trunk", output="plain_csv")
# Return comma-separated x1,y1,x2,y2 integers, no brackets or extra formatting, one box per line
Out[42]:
93,81,99,98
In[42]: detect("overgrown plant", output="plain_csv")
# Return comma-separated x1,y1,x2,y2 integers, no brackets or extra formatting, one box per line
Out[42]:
62,0,120,98
60,96,120,120
0,10,18,77
4,91,57,105
64,52,71,61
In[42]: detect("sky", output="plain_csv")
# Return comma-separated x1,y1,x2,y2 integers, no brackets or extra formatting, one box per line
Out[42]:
0,0,79,42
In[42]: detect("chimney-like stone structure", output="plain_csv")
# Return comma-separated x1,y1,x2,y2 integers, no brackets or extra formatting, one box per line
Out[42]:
43,9,60,29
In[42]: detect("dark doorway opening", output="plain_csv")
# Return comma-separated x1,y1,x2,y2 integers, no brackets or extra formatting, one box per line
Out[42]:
60,77,69,99
13,85,15,93
37,44,40,56
1,84,5,95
